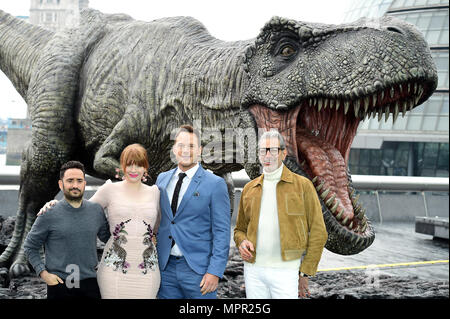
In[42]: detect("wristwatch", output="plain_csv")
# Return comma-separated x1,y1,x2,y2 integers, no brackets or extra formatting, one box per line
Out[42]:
300,272,309,278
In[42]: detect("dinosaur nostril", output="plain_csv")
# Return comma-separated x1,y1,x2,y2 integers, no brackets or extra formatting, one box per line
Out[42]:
386,26,404,35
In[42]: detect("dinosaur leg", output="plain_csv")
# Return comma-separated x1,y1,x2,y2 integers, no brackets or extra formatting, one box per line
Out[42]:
0,26,90,276
0,144,62,276
218,172,235,218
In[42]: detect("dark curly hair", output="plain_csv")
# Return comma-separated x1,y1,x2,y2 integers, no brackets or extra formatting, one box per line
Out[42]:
60,161,86,179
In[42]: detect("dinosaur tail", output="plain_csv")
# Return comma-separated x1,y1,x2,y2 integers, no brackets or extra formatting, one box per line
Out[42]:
0,10,54,101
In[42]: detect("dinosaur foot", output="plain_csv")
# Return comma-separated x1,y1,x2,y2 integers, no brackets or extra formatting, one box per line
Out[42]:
0,267,10,288
9,260,31,278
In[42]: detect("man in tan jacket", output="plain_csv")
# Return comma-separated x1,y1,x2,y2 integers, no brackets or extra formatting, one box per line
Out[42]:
234,130,328,299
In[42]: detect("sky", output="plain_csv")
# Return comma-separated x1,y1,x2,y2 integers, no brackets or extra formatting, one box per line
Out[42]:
0,0,354,119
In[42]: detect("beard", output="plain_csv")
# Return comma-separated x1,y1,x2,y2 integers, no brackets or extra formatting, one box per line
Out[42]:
63,186,84,202
261,158,282,174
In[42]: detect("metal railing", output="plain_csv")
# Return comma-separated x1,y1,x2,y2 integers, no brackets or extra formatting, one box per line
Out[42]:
1,169,448,223
232,172,449,224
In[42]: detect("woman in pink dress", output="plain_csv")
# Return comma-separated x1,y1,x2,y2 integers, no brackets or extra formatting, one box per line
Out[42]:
92,143,161,298
39,143,161,298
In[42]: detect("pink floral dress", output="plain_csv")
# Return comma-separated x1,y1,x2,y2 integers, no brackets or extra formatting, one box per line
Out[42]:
90,180,161,299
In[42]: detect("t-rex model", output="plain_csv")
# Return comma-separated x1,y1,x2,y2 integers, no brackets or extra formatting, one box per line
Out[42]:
0,9,437,276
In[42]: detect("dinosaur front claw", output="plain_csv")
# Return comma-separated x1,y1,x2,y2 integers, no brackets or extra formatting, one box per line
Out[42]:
10,260,31,277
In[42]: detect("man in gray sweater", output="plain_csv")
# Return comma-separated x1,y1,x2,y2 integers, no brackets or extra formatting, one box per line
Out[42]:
24,161,110,299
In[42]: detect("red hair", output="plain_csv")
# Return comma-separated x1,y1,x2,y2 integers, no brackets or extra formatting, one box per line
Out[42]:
120,144,149,173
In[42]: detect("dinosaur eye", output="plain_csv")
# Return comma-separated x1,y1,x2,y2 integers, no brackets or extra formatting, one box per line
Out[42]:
280,45,296,57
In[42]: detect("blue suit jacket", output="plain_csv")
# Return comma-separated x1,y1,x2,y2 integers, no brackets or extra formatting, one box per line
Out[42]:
156,165,231,278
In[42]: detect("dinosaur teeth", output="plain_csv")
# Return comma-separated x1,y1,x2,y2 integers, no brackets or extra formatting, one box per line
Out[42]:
357,209,365,220
320,188,330,200
418,85,423,97
372,94,377,108
384,105,390,122
330,200,339,213
342,216,349,226
393,102,399,123
326,194,336,206
311,176,318,183
378,108,383,122
354,100,360,117
402,100,408,117
351,194,360,206
361,222,368,233
350,189,355,197
336,208,344,220
344,101,350,114
410,98,416,109
316,181,325,192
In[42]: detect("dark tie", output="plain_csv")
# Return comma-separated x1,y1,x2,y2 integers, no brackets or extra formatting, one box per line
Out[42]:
170,172,186,248
171,172,187,216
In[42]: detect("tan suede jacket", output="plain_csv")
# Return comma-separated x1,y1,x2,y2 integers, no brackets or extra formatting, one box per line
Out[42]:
234,165,328,276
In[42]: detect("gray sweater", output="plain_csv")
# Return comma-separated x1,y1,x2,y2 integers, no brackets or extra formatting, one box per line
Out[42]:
24,198,110,280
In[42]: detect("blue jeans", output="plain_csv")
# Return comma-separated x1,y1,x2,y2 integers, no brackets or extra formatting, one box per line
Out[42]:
158,255,217,299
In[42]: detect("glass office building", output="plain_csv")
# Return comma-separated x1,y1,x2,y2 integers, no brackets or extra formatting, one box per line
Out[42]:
344,0,449,177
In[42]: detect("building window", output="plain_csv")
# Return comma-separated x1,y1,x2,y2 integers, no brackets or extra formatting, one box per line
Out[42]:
349,142,449,177
390,10,449,46
45,12,53,22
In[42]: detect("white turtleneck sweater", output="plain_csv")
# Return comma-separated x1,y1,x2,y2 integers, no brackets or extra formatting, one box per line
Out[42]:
254,164,301,269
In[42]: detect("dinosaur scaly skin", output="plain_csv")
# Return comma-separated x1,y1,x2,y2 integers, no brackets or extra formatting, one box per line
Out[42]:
0,9,437,276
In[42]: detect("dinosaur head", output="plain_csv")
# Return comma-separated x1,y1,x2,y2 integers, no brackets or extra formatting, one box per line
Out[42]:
241,16,437,255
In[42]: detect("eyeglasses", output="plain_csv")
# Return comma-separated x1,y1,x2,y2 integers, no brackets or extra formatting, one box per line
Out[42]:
258,147,283,156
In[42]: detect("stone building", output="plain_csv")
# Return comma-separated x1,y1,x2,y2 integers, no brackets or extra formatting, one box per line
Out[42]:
29,0,89,31
5,119,32,165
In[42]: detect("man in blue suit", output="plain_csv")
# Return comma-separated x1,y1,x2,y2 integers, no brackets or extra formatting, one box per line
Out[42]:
156,125,231,299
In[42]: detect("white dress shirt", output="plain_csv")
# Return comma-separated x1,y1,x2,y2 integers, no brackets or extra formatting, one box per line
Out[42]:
166,163,200,256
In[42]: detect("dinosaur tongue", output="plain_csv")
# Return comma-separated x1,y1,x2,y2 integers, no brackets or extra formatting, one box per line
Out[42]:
248,103,360,223
296,129,353,220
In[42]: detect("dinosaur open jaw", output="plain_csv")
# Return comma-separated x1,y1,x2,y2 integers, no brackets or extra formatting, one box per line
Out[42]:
295,102,364,233
248,81,429,235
